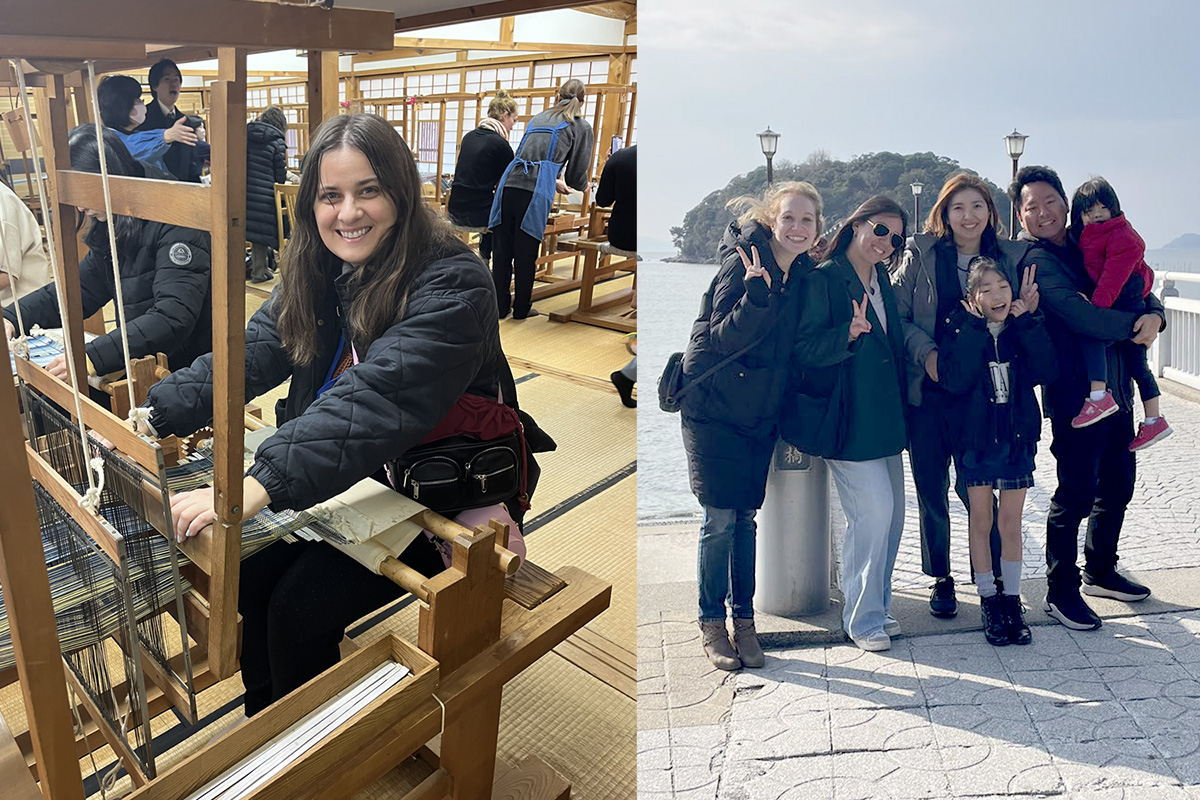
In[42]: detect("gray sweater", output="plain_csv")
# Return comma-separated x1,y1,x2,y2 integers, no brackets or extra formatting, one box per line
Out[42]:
501,108,594,194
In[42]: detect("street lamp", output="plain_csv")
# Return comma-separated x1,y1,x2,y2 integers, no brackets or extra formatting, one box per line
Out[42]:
1004,128,1028,239
910,181,924,229
758,126,779,185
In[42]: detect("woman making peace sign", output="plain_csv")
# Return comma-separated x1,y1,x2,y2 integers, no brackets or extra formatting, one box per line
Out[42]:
781,195,910,652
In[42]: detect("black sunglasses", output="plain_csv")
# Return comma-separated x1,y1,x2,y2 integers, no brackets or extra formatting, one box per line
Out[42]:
868,221,905,250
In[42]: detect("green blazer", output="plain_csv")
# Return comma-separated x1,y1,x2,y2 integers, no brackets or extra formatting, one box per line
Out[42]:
780,252,908,461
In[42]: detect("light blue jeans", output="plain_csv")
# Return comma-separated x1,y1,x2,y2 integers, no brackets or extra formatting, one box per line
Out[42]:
827,454,905,640
697,506,757,622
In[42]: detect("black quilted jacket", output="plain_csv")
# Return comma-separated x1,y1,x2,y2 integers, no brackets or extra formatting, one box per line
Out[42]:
3,221,212,375
144,243,503,512
245,121,287,248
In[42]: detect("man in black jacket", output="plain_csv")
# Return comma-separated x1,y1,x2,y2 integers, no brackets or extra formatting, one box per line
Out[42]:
135,59,201,182
1010,165,1165,630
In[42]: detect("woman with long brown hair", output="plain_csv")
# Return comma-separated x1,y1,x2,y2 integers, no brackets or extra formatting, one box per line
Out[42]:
140,113,506,717
890,171,1038,620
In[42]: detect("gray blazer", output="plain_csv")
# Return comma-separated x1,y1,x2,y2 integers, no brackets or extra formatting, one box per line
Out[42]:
890,233,1030,406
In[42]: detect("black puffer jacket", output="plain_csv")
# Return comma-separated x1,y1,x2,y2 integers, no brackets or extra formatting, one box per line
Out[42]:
3,221,212,375
680,220,811,510
447,126,514,228
938,308,1057,455
145,241,502,512
246,120,287,248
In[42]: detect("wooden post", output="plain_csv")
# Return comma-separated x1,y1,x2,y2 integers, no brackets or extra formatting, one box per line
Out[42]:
418,526,506,799
43,75,88,389
435,98,445,202
307,50,339,137
0,334,86,800
499,16,515,43
206,46,248,680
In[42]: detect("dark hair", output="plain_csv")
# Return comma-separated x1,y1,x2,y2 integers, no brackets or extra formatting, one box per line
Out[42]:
147,59,181,100
965,255,1009,298
274,113,461,366
259,106,288,135
925,171,1004,245
67,124,145,253
97,75,143,130
1070,176,1122,233
823,194,908,269
1008,165,1067,210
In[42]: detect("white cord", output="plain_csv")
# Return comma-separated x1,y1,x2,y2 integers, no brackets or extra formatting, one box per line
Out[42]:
10,59,103,512
433,691,446,738
85,61,141,428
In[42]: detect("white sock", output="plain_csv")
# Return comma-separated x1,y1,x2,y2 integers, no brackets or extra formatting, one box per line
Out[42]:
1000,559,1022,596
1144,416,1159,424
1090,389,1106,401
975,572,997,598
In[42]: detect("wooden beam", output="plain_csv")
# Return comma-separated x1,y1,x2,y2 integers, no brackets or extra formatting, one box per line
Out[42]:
0,335,86,800
351,49,625,79
307,50,339,137
355,37,617,64
0,37,145,61
395,0,600,32
2,1,395,52
62,662,149,787
57,171,211,230
25,444,124,565
499,17,516,43
205,47,247,681
0,712,40,800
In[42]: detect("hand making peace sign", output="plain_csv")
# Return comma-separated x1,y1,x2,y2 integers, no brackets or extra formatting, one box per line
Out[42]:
849,293,872,341
1020,263,1039,314
736,245,771,289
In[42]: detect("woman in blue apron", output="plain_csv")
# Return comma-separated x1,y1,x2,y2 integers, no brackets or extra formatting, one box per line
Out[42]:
488,79,595,319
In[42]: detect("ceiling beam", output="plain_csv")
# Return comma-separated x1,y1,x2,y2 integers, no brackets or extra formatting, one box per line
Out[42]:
394,0,599,33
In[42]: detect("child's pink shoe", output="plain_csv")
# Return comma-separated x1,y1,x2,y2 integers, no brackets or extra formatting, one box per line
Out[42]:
1129,416,1173,451
1071,390,1118,429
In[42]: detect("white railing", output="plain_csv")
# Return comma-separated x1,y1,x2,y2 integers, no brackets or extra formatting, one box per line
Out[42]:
1153,272,1200,391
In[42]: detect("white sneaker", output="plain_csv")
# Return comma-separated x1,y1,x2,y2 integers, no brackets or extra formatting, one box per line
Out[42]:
852,630,891,651
884,617,901,637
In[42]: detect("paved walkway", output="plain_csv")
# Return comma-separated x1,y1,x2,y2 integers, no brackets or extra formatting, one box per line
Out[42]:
639,381,1200,798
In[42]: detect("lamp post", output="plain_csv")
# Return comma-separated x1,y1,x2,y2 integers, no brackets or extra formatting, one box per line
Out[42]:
910,181,923,229
1004,128,1028,239
758,126,779,185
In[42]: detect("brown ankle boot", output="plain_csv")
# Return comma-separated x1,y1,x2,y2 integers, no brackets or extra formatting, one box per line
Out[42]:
732,618,765,668
699,621,740,671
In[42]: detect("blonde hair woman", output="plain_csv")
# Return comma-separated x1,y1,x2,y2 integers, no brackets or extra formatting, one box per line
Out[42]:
487,79,594,319
447,91,519,266
679,181,822,670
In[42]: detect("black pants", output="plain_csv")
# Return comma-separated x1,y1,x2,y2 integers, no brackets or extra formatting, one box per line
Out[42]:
490,188,541,318
478,231,494,265
239,536,445,716
1046,409,1135,594
907,399,1001,580
1121,340,1160,403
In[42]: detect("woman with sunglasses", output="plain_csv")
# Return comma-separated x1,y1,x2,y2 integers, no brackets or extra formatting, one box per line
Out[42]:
681,181,822,670
781,195,909,651
890,172,1037,619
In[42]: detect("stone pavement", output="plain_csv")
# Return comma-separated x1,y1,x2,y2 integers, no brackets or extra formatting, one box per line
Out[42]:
638,381,1200,798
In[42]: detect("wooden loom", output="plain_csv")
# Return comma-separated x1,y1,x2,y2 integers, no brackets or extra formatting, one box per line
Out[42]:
0,4,612,798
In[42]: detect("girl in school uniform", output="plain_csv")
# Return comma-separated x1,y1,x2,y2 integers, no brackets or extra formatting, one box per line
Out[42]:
937,256,1057,646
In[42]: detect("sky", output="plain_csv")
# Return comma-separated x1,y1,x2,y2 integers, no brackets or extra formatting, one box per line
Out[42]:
636,0,1200,253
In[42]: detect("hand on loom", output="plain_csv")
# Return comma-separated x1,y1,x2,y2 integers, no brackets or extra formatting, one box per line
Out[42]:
170,476,272,543
45,353,70,380
3,318,12,340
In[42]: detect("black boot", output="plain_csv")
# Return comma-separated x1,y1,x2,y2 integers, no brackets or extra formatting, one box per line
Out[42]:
1002,594,1032,645
929,576,957,618
980,594,1009,646
610,370,636,408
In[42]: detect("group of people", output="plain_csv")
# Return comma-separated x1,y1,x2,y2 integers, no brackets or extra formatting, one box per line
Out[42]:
679,166,1167,669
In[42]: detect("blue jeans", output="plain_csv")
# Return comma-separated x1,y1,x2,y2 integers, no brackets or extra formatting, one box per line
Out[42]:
827,455,905,640
697,506,757,622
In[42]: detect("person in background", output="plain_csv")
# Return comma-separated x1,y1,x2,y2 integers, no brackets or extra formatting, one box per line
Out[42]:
135,59,202,182
447,91,518,267
3,126,212,383
0,181,52,306
245,106,289,283
595,143,635,253
488,79,594,319
97,74,196,176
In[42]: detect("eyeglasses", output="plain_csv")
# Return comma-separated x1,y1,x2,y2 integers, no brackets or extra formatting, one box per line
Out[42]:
868,221,905,250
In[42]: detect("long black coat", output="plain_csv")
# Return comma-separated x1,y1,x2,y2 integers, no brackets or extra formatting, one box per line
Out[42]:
938,308,1057,455
3,221,212,375
144,241,503,512
245,120,287,248
680,221,810,510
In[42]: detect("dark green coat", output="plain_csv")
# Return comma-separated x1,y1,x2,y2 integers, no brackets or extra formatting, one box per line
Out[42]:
780,253,908,461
